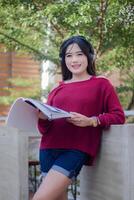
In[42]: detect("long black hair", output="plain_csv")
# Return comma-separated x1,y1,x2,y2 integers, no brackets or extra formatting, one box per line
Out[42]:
59,35,96,80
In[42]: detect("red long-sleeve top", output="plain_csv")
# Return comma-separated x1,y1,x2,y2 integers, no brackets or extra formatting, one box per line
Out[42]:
38,76,125,165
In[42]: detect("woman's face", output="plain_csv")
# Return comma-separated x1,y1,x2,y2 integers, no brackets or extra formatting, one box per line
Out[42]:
65,43,88,77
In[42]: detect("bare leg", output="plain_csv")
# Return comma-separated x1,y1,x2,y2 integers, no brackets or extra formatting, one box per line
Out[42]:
58,190,68,200
32,169,71,200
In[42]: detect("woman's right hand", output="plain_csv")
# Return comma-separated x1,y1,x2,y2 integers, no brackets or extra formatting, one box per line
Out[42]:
38,110,48,120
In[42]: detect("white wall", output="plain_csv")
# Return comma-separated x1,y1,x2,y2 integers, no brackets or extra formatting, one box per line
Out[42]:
80,124,134,200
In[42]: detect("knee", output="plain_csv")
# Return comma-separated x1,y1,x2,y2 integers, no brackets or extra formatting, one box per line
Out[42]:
32,196,45,200
32,194,44,200
32,196,39,200
32,194,53,200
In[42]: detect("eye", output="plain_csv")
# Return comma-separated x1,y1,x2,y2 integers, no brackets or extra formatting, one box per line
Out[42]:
66,54,72,57
77,53,83,56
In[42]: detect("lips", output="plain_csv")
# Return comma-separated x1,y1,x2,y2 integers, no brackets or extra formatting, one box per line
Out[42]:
71,64,81,69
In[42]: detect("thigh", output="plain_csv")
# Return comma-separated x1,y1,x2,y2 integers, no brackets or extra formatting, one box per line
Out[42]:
32,169,71,200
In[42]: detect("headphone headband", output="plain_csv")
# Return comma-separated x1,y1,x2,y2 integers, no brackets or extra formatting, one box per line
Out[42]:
59,35,94,59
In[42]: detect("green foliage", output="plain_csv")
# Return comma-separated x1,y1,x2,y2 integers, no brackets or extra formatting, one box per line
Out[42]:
0,77,41,105
97,49,117,73
0,0,134,108
0,1,133,62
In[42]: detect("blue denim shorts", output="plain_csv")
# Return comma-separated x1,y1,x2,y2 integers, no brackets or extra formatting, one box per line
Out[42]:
39,149,88,180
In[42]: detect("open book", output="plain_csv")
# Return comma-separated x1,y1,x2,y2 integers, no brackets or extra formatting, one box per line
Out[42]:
6,97,71,132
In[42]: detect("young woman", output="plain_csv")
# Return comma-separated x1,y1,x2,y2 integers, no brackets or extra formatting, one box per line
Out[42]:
32,36,125,200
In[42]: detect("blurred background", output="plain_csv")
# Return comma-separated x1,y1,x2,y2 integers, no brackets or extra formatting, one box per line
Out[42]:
0,0,134,123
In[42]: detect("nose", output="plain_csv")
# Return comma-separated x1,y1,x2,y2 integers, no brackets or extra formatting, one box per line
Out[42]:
72,55,78,63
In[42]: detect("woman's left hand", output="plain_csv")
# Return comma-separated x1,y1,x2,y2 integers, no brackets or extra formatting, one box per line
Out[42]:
67,112,98,127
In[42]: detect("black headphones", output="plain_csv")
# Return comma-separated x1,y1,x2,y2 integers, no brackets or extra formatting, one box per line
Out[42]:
59,35,95,62
77,36,95,60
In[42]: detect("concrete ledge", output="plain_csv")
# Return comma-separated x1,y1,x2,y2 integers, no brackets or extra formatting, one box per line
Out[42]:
80,124,134,200
0,124,134,200
0,126,29,200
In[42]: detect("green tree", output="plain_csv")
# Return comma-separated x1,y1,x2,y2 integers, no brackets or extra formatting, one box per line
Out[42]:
0,77,41,105
0,0,134,108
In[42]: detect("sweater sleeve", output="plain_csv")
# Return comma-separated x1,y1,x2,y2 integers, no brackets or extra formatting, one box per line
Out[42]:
38,118,51,135
37,85,59,135
97,81,125,128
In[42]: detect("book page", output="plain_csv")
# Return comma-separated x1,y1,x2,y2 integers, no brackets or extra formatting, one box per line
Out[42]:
6,98,39,132
6,97,71,131
24,98,71,119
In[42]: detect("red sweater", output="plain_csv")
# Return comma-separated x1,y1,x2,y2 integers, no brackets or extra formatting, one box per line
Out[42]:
38,76,125,165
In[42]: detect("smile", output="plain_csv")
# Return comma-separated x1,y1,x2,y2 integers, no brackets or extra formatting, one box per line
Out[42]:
71,64,81,69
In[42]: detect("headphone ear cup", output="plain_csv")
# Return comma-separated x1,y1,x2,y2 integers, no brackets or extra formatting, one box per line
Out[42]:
59,52,63,62
89,53,95,62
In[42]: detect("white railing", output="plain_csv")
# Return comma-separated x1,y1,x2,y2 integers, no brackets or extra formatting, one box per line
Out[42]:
124,110,134,116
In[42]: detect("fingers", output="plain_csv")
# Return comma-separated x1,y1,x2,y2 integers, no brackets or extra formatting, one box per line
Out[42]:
67,114,82,124
67,116,85,127
67,113,98,127
38,111,48,120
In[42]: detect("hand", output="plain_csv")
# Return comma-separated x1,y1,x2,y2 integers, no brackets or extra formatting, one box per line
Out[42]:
67,112,98,127
38,110,48,120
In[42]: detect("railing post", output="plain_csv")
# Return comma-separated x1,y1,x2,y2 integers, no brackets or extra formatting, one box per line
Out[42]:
0,126,29,200
80,124,134,200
